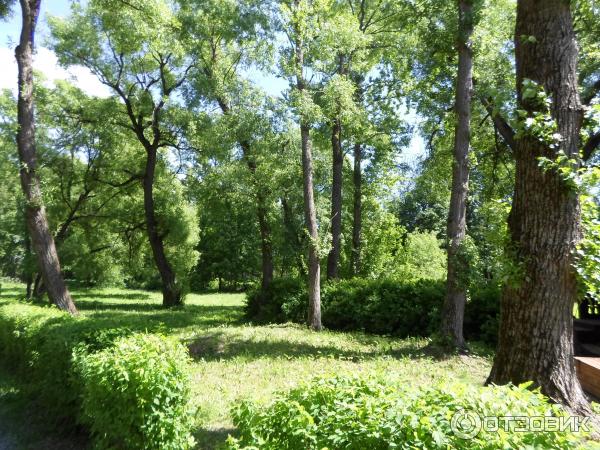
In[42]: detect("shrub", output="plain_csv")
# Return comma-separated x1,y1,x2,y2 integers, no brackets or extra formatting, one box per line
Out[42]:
74,334,196,450
227,375,586,450
0,302,196,449
246,278,500,343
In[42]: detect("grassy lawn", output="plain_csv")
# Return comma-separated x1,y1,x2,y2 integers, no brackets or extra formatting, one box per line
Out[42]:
0,282,492,449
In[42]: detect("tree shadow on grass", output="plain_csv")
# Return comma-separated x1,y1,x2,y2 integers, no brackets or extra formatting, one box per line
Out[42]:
184,328,458,363
193,426,236,450
73,292,152,301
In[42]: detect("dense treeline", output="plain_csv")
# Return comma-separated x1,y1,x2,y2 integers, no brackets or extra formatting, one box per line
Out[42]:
1,0,600,430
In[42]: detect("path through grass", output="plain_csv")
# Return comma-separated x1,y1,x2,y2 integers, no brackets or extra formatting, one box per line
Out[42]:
0,282,492,449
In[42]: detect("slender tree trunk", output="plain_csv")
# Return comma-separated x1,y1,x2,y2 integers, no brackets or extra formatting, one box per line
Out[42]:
351,142,362,275
327,116,343,280
293,9,322,330
300,123,322,330
488,0,594,418
281,196,306,277
256,190,274,291
14,0,76,314
441,0,474,349
215,97,274,295
143,148,182,307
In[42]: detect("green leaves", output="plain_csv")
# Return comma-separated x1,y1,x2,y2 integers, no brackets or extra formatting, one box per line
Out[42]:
227,374,586,449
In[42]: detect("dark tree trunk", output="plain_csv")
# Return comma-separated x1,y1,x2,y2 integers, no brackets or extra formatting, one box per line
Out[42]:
15,0,76,314
327,116,343,280
488,0,593,417
351,142,362,275
143,148,182,307
281,196,306,277
441,0,474,349
215,97,274,295
293,8,322,330
256,189,274,292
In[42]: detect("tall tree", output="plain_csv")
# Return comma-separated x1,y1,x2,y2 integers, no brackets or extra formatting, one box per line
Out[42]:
487,0,595,417
284,0,322,330
14,0,77,314
49,0,196,306
180,0,275,297
441,0,475,349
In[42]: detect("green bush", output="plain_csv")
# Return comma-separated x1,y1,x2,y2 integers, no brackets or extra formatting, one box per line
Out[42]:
74,334,196,450
227,375,586,449
246,278,500,343
0,302,196,449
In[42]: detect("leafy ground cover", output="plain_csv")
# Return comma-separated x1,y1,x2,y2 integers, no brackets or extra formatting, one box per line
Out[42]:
0,281,493,449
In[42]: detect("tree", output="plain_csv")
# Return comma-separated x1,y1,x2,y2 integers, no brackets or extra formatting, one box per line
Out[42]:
14,0,77,314
441,0,476,349
281,0,322,330
181,0,275,297
487,0,597,417
49,0,197,306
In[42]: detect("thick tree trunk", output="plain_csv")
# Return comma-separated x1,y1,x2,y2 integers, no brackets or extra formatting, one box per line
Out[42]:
327,116,343,280
15,0,76,314
441,0,474,349
143,148,182,307
293,10,322,330
488,0,593,418
351,142,362,275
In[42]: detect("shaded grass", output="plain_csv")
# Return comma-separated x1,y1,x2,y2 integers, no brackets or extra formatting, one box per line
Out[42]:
0,281,492,449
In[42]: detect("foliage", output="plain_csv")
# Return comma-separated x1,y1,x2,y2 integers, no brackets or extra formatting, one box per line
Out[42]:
0,298,195,449
74,334,196,450
227,374,585,449
246,278,500,343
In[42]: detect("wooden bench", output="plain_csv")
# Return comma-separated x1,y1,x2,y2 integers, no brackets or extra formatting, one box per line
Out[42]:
575,357,600,400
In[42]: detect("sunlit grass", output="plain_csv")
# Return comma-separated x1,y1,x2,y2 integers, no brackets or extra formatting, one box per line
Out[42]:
0,280,492,449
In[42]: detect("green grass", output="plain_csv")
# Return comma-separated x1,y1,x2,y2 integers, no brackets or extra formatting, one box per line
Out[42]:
0,281,492,449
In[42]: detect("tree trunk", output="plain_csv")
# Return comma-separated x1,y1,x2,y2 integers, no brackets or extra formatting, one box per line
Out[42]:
256,190,274,292
293,9,322,330
143,147,182,307
488,0,593,418
327,116,343,280
300,123,322,331
15,0,76,315
351,142,362,275
281,196,306,277
215,97,274,295
441,0,474,349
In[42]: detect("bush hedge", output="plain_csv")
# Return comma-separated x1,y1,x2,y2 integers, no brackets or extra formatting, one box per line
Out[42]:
227,375,587,449
246,278,500,344
0,302,195,449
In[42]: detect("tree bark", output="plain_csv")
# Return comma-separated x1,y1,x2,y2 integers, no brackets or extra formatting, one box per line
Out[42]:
143,147,182,306
351,142,362,275
441,0,474,349
15,0,77,314
326,116,343,280
488,0,593,417
293,6,322,330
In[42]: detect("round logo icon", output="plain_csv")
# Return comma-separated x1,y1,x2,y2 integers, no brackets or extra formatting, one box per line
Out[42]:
450,410,482,439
